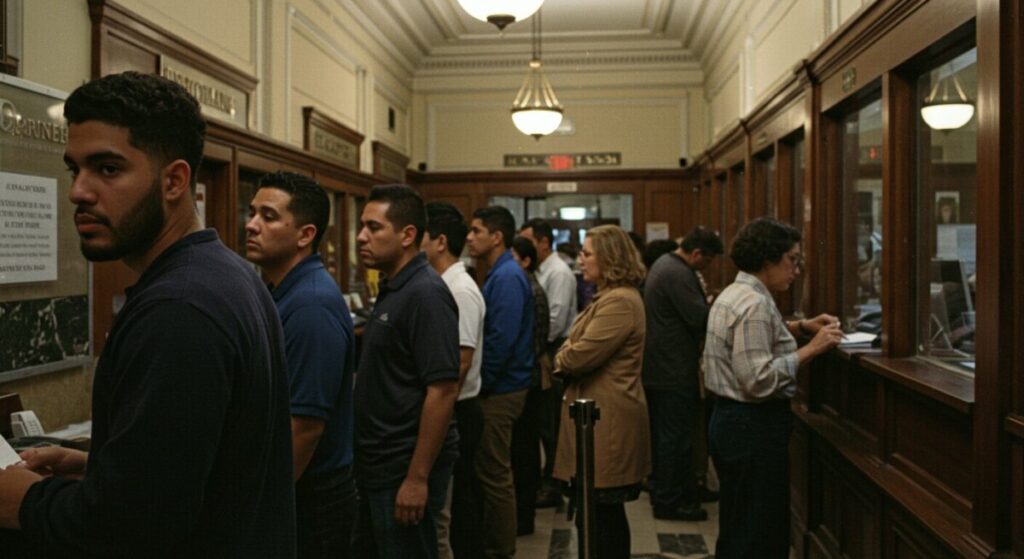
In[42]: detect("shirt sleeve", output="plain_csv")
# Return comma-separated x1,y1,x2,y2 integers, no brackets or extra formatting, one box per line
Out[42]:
556,294,637,377
284,304,350,419
666,268,709,338
729,299,799,399
19,303,237,556
481,273,530,389
409,288,460,385
546,266,577,341
451,288,484,350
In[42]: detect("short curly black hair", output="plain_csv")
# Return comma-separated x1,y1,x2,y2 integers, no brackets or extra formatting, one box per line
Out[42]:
64,71,206,190
729,217,802,273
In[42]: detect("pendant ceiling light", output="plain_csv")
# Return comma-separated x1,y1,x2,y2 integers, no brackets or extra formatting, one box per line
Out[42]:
456,0,545,31
511,10,563,140
920,63,974,131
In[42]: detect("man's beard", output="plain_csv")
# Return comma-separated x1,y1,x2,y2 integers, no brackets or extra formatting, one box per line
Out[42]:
79,177,165,262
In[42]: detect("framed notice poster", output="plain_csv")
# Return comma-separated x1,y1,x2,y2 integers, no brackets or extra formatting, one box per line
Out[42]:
0,74,90,381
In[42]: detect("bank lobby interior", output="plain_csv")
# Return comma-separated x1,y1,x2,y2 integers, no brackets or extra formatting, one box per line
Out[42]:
2,0,1024,557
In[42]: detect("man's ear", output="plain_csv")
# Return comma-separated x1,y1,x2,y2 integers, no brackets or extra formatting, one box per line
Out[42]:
297,223,317,250
399,224,418,248
492,229,504,250
436,233,449,255
162,159,192,202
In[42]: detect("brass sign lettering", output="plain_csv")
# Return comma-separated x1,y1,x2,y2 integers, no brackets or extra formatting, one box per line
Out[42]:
159,57,249,128
0,98,68,145
311,126,359,169
841,67,857,93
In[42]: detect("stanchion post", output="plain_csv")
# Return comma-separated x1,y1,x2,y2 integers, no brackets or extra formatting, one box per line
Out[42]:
569,398,600,559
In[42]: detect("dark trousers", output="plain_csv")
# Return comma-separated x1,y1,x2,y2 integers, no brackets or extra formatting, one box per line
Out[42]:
449,397,484,558
294,462,358,552
295,465,358,559
540,339,567,480
646,386,701,509
511,385,544,531
708,397,792,559
354,456,454,559
575,502,631,559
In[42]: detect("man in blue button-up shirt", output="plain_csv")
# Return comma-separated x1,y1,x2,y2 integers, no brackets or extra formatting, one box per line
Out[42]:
466,206,533,559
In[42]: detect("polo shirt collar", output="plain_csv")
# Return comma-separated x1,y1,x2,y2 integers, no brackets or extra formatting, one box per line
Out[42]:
381,252,429,294
271,254,324,302
486,250,514,279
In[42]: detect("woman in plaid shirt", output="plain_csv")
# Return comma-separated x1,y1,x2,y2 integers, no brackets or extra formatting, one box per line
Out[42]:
703,217,843,559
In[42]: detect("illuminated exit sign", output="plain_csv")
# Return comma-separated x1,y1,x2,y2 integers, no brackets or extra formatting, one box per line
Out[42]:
503,152,622,170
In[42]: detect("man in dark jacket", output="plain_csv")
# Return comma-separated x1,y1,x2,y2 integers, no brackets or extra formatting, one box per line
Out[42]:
642,226,723,521
0,71,296,557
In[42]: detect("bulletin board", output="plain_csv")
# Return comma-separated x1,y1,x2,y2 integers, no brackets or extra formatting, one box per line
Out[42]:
0,74,90,382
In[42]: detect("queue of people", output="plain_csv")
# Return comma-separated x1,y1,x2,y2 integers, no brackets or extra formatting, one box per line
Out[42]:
0,70,843,559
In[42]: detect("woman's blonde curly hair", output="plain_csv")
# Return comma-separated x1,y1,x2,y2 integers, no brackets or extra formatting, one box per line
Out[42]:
586,224,646,289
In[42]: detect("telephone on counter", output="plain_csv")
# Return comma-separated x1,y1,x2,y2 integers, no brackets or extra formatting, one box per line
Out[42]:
11,410,44,437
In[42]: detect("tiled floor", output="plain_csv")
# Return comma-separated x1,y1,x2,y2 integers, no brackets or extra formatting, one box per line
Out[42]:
516,496,718,559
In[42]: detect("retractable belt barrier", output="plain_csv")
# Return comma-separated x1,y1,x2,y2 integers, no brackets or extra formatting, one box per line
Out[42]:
568,398,600,559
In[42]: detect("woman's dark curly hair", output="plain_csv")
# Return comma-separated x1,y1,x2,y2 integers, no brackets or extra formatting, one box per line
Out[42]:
729,217,802,273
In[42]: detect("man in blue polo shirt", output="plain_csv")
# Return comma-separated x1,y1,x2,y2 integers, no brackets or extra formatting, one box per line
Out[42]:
465,206,534,559
353,184,460,559
245,171,356,558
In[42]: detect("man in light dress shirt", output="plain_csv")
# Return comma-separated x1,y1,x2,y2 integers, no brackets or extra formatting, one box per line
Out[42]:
519,219,577,507
422,202,486,559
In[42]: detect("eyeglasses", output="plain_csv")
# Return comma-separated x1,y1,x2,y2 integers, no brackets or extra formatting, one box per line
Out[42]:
786,252,805,270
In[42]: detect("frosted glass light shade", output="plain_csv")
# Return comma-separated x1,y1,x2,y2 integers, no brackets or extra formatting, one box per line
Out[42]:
921,103,974,130
456,0,544,30
511,108,563,139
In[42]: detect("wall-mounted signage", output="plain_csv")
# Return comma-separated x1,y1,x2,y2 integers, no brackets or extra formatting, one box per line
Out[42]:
0,73,90,379
842,67,857,93
303,107,365,172
0,172,57,284
311,126,359,169
160,57,249,128
504,152,622,170
546,181,578,193
373,141,409,182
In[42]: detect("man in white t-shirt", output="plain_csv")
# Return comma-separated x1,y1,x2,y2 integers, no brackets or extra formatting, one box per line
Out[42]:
422,202,486,559
519,218,578,507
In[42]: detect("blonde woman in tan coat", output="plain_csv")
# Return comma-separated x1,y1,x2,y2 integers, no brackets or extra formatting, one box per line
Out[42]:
553,224,651,559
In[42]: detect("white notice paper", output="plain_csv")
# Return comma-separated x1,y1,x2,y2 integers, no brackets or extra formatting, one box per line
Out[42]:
0,171,59,284
0,436,21,468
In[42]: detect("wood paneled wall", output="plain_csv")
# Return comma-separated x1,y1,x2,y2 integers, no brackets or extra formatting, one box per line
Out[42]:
409,168,698,243
690,0,1024,557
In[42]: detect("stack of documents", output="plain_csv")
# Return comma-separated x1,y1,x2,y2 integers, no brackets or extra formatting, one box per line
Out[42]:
840,332,877,347
0,436,21,468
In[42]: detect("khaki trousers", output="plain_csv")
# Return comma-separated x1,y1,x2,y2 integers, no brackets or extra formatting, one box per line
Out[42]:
475,389,528,559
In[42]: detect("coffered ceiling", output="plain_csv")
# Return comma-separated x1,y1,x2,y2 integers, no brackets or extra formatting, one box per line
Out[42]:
347,0,741,74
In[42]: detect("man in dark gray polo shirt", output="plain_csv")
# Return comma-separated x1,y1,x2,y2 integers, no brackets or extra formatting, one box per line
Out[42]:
642,226,723,521
352,184,460,559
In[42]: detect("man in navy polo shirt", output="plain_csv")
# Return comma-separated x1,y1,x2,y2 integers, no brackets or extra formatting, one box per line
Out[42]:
245,171,356,558
353,184,460,559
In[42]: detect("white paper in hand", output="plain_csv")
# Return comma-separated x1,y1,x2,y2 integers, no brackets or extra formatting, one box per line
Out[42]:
0,436,21,468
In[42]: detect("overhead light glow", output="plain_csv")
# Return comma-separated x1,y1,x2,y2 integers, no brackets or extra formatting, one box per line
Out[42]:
559,207,587,220
456,0,544,30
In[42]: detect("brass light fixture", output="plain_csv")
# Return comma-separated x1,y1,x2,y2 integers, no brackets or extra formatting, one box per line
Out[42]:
510,9,563,140
456,0,544,31
921,62,974,131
